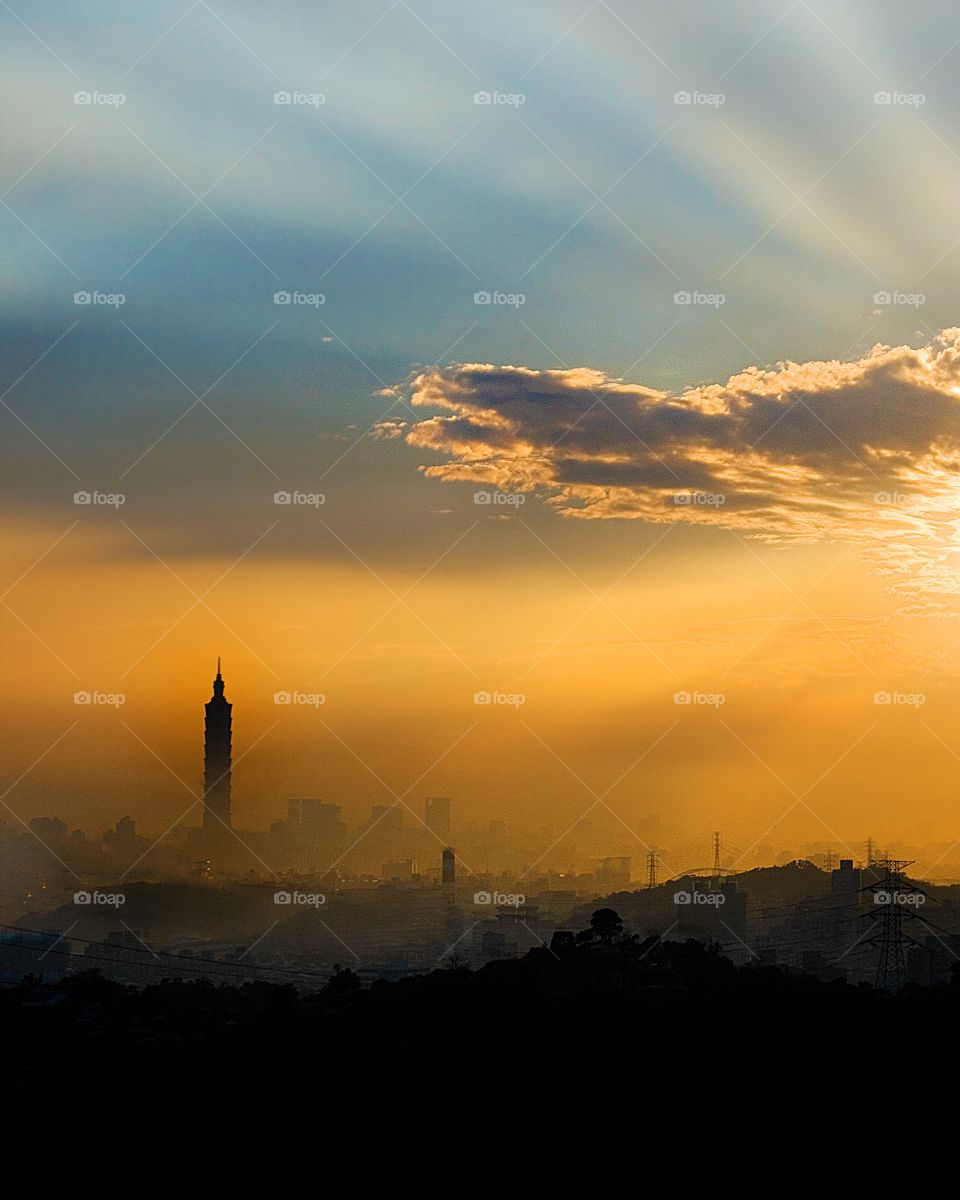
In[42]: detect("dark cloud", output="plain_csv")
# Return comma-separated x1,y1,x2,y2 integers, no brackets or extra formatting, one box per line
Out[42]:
386,334,960,539
380,333,960,599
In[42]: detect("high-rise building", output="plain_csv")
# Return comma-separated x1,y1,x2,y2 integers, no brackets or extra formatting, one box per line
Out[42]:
831,858,861,896
425,796,451,838
371,804,403,835
441,847,456,889
203,658,232,832
597,856,631,892
288,799,343,835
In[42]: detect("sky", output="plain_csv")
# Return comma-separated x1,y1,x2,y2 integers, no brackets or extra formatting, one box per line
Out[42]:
4,1,960,875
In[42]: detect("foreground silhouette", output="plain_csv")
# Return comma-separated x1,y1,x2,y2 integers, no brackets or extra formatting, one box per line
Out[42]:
3,909,957,1167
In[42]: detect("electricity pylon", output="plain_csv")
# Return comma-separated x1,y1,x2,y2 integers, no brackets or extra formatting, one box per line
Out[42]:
645,851,658,889
864,859,925,991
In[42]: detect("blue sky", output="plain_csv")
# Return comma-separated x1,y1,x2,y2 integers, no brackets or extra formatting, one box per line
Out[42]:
8,3,960,849
3,0,960,549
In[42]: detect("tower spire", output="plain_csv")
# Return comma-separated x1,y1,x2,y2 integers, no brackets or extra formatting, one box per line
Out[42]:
204,660,232,835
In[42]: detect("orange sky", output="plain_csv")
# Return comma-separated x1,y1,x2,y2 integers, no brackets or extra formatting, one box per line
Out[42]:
4,504,960,876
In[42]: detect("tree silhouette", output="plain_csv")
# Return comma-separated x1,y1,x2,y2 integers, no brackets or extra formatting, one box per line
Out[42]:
550,930,576,954
323,963,361,998
589,908,624,943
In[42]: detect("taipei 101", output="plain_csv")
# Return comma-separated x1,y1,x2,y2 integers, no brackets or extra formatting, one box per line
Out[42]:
3,0,960,1172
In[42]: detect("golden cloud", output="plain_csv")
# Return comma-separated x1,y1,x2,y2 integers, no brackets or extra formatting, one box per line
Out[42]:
374,333,960,600
380,331,960,600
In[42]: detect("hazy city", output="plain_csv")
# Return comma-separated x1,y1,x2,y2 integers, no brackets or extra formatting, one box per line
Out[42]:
5,0,960,1170
3,656,959,992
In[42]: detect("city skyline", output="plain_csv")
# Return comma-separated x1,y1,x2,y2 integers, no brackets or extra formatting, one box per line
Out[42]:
8,4,960,1165
6,7,960,916
7,649,960,884
5,657,949,889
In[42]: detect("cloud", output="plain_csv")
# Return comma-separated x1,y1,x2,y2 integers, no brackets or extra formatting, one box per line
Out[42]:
397,340,960,525
383,331,960,597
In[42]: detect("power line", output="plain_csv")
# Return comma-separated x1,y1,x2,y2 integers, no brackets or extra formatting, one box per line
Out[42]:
0,921,328,987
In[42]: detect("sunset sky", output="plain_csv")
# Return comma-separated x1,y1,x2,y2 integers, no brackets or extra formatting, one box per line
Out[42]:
5,2,960,874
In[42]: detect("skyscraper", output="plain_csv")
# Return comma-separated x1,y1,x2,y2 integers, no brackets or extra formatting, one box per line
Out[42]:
441,849,458,888
441,847,456,895
425,796,451,839
203,658,232,832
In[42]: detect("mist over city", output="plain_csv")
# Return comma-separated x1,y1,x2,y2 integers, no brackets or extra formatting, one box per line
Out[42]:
4,0,960,1174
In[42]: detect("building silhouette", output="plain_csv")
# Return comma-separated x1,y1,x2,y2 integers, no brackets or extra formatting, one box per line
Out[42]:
597,856,631,892
425,797,451,839
203,658,232,833
441,847,456,893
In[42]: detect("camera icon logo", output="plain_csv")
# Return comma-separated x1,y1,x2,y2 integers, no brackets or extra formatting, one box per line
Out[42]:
274,890,292,904
473,291,491,304
673,690,692,704
273,691,292,705
274,91,292,104
474,91,492,105
73,291,92,305
73,691,92,704
874,91,891,105
273,291,292,305
673,890,692,905
74,491,92,505
673,291,691,304
74,91,92,105
473,691,492,705
74,890,92,904
273,491,292,504
674,91,691,105
474,890,492,904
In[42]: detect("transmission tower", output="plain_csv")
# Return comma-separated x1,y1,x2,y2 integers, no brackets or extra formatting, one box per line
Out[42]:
864,859,924,991
712,832,722,880
865,838,875,867
646,851,658,889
